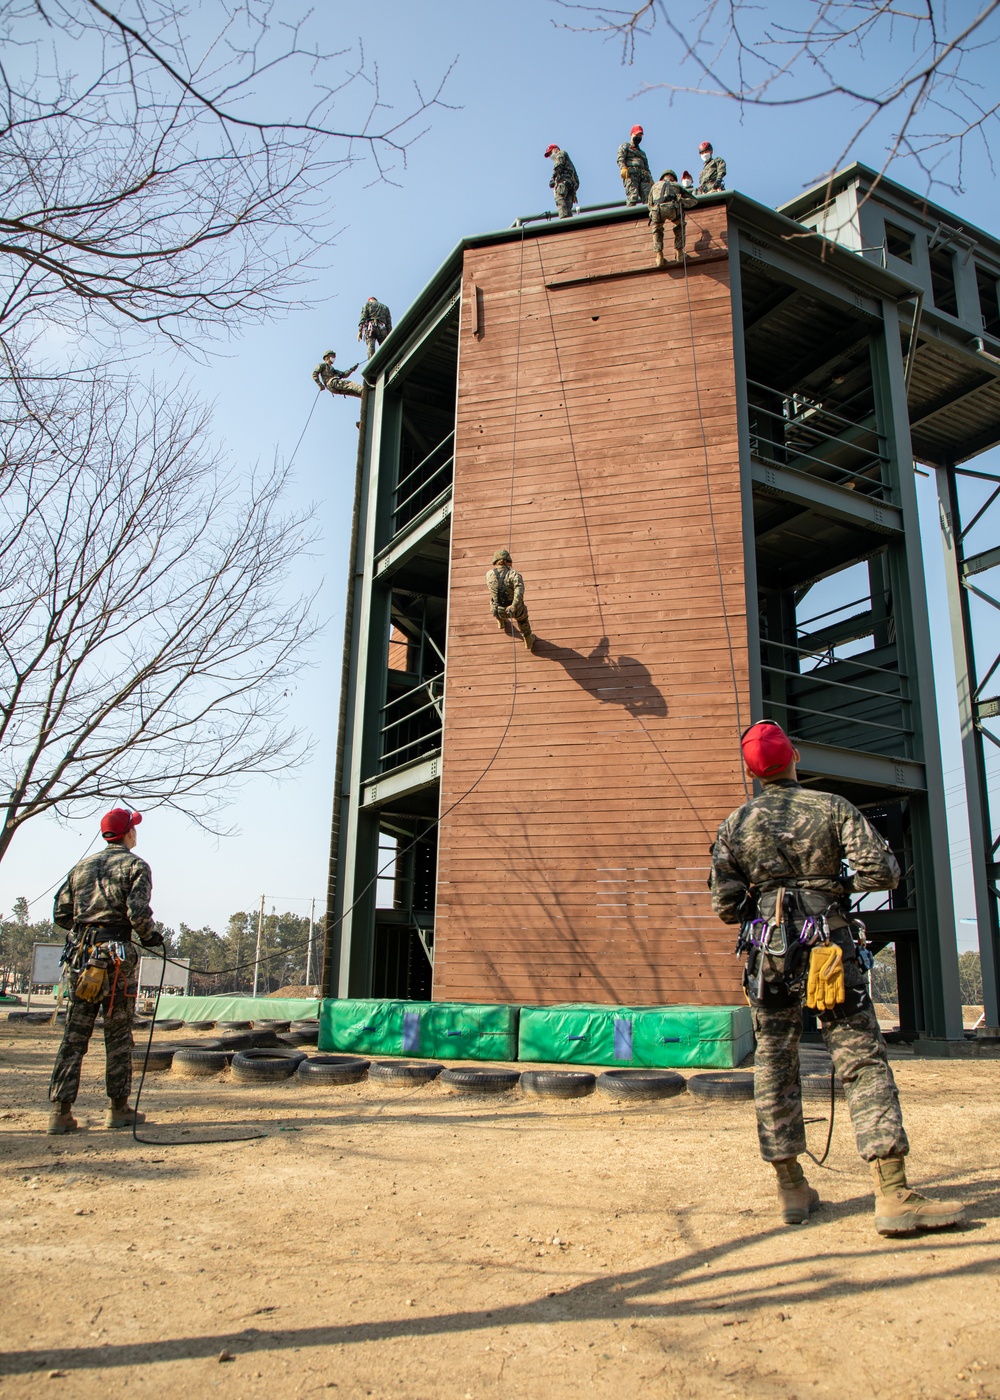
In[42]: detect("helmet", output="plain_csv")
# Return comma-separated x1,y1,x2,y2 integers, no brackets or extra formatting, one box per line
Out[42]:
660,169,678,182
544,143,559,157
698,141,713,153
493,549,512,565
323,350,336,358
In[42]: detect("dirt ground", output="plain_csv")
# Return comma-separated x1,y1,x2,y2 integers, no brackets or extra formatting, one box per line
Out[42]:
1,1023,998,1400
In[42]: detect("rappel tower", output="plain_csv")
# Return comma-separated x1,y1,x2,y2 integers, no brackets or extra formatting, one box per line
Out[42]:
324,165,1000,1044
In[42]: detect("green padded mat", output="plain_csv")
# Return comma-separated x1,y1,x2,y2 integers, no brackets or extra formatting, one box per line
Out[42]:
320,998,519,1061
154,995,320,1023
517,1003,753,1069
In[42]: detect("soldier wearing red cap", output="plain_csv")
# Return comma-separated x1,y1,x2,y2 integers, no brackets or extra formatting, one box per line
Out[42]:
47,807,162,1134
616,125,652,206
544,144,579,218
710,722,965,1237
697,141,726,193
358,296,392,359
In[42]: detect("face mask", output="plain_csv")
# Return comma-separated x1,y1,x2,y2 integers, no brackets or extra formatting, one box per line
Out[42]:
701,151,711,162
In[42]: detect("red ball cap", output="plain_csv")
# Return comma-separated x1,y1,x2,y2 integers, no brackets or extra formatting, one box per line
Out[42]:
631,125,644,137
740,721,794,778
100,807,142,840
699,140,713,152
544,143,559,157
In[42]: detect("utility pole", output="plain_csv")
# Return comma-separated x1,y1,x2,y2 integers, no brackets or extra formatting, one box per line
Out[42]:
252,894,265,998
306,898,315,989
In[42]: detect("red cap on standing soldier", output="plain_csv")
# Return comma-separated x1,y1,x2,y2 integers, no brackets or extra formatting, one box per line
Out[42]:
740,722,795,778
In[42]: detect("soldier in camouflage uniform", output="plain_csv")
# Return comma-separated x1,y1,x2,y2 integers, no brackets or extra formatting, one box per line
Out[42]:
487,549,535,652
544,144,579,218
697,141,726,193
47,808,163,1134
312,351,360,395
711,721,966,1236
358,297,392,359
617,125,652,206
648,170,698,266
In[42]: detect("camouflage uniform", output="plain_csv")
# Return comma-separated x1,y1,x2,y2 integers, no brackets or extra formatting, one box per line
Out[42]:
487,564,533,645
698,154,726,193
710,780,908,1163
549,148,579,218
49,845,157,1107
617,140,652,206
359,300,392,358
648,173,698,258
313,358,359,393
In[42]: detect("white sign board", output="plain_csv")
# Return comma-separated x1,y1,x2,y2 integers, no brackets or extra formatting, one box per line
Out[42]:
138,955,190,993
31,942,64,987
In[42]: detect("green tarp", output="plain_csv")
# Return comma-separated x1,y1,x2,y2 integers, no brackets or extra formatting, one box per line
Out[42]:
153,995,320,1023
320,998,519,1062
517,1003,753,1069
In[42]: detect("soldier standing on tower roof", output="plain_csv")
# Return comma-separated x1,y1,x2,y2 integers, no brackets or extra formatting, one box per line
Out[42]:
648,169,698,266
47,808,164,1135
697,141,726,192
616,125,652,206
487,549,535,652
545,144,579,218
680,171,695,190
312,351,360,394
710,720,967,1236
358,296,392,359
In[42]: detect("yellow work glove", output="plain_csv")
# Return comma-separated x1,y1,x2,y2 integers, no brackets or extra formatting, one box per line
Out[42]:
620,166,629,180
806,943,845,1013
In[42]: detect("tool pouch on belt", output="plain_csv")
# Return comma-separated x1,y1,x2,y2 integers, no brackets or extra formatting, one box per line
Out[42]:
742,887,838,1009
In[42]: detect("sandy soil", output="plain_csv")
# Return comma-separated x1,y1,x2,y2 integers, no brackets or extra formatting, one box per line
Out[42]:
1,1023,998,1400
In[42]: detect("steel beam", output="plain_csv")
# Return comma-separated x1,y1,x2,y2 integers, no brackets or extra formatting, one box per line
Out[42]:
361,753,441,810
964,543,1000,578
374,492,452,580
795,740,925,791
751,460,904,534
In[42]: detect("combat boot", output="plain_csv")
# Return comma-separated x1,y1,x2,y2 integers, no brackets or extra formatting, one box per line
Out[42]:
655,250,666,269
47,1102,78,1135
523,631,536,652
772,1157,819,1225
870,1157,966,1235
496,617,506,631
105,1099,145,1129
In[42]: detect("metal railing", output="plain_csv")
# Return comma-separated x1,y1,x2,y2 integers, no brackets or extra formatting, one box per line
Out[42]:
761,637,913,754
747,377,889,498
391,432,455,536
379,675,444,772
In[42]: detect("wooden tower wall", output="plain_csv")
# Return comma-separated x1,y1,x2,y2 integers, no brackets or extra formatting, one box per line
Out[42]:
433,207,750,1006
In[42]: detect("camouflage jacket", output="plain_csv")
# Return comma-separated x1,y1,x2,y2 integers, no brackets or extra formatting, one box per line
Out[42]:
616,141,651,180
359,300,392,334
710,780,899,924
649,176,697,210
486,565,525,610
54,844,156,942
698,156,726,192
312,360,357,389
549,149,579,190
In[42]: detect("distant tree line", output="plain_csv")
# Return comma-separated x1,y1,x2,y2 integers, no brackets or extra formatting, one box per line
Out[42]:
0,899,315,995
870,946,984,1008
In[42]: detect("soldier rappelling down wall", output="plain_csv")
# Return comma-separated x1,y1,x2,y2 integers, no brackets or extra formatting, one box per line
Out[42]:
544,143,580,218
358,296,393,359
648,170,697,266
616,125,652,206
312,350,362,398
710,721,967,1236
487,549,535,652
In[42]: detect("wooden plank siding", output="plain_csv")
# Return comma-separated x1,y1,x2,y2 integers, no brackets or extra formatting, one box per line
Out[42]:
433,207,750,1007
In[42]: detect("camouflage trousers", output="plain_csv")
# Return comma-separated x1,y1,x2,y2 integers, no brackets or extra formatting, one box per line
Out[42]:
362,327,389,359
553,181,577,218
650,201,688,256
753,995,909,1162
622,173,652,206
491,599,533,643
49,946,138,1105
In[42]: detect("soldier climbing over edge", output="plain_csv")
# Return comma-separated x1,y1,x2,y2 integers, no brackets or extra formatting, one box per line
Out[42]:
487,549,536,652
312,350,360,394
358,296,392,359
616,125,652,206
47,808,164,1134
648,169,697,266
710,721,967,1236
544,143,579,218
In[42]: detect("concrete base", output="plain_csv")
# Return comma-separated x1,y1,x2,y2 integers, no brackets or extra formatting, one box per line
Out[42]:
912,1036,1000,1058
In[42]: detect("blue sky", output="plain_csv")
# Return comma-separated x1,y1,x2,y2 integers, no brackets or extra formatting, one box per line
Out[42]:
2,0,996,952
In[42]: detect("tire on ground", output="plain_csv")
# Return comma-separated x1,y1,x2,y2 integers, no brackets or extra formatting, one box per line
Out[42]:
216,1019,253,1030
182,1020,216,1031
802,1070,844,1098
231,1048,304,1082
296,1055,370,1085
687,1071,754,1101
131,1045,175,1071
520,1070,596,1099
596,1069,686,1100
439,1067,520,1094
152,1019,185,1033
291,1019,320,1031
252,1020,290,1033
369,1060,444,1084
218,1029,280,1052
281,1028,319,1047
172,1048,229,1076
